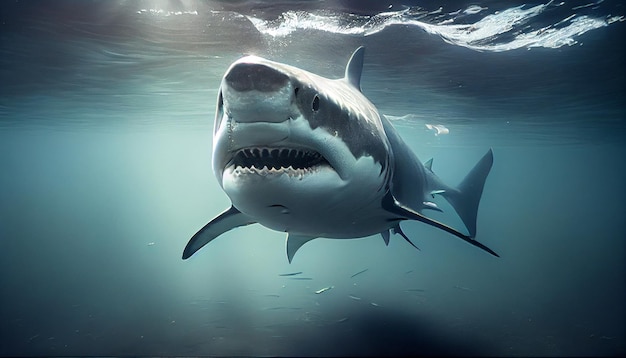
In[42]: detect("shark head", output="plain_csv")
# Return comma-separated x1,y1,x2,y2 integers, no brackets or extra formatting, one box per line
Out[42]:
211,48,392,236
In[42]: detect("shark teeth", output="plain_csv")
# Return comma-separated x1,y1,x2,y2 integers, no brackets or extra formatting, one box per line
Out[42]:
230,147,328,172
232,165,315,179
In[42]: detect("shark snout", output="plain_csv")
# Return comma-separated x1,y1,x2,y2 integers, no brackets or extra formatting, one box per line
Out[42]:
221,60,297,124
225,62,290,92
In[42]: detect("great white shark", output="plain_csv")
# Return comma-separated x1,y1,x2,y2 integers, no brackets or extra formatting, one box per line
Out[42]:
183,47,498,262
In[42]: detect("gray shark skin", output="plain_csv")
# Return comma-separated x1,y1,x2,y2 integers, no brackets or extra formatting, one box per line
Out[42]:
183,47,497,262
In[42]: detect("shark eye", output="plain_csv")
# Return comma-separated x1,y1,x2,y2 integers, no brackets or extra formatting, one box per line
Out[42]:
312,95,320,112
294,87,299,96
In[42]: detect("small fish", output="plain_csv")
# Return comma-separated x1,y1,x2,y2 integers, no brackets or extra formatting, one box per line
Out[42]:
425,123,450,136
348,295,362,301
263,294,280,298
350,268,368,278
262,306,301,311
289,277,313,280
405,288,426,292
335,317,349,323
279,271,303,276
370,302,380,307
147,242,155,246
315,286,334,294
453,285,471,291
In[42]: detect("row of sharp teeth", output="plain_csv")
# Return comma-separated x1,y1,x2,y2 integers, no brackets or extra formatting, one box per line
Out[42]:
233,165,315,178
237,147,321,160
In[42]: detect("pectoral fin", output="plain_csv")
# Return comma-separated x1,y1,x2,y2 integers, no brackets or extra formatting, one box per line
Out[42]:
382,192,499,257
182,206,255,260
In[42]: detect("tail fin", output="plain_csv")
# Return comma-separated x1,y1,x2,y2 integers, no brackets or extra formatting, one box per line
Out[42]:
442,149,493,238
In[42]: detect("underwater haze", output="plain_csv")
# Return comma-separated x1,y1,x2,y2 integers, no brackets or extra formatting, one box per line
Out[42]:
1,0,624,356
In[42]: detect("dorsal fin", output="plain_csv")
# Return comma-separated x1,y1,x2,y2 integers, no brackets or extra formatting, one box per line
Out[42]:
344,46,365,91
424,158,433,171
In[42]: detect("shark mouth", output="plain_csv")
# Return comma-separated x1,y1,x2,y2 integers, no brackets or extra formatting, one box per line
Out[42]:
228,147,331,175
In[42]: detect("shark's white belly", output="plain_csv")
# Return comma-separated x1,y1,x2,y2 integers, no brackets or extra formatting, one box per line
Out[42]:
234,190,392,239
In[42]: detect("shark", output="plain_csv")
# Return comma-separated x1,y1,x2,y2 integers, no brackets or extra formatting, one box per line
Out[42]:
182,47,498,262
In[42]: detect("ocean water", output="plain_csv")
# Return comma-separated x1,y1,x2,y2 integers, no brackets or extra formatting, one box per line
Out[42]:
1,1,624,356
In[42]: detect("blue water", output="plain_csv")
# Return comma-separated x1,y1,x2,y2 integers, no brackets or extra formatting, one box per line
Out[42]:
1,1,624,356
